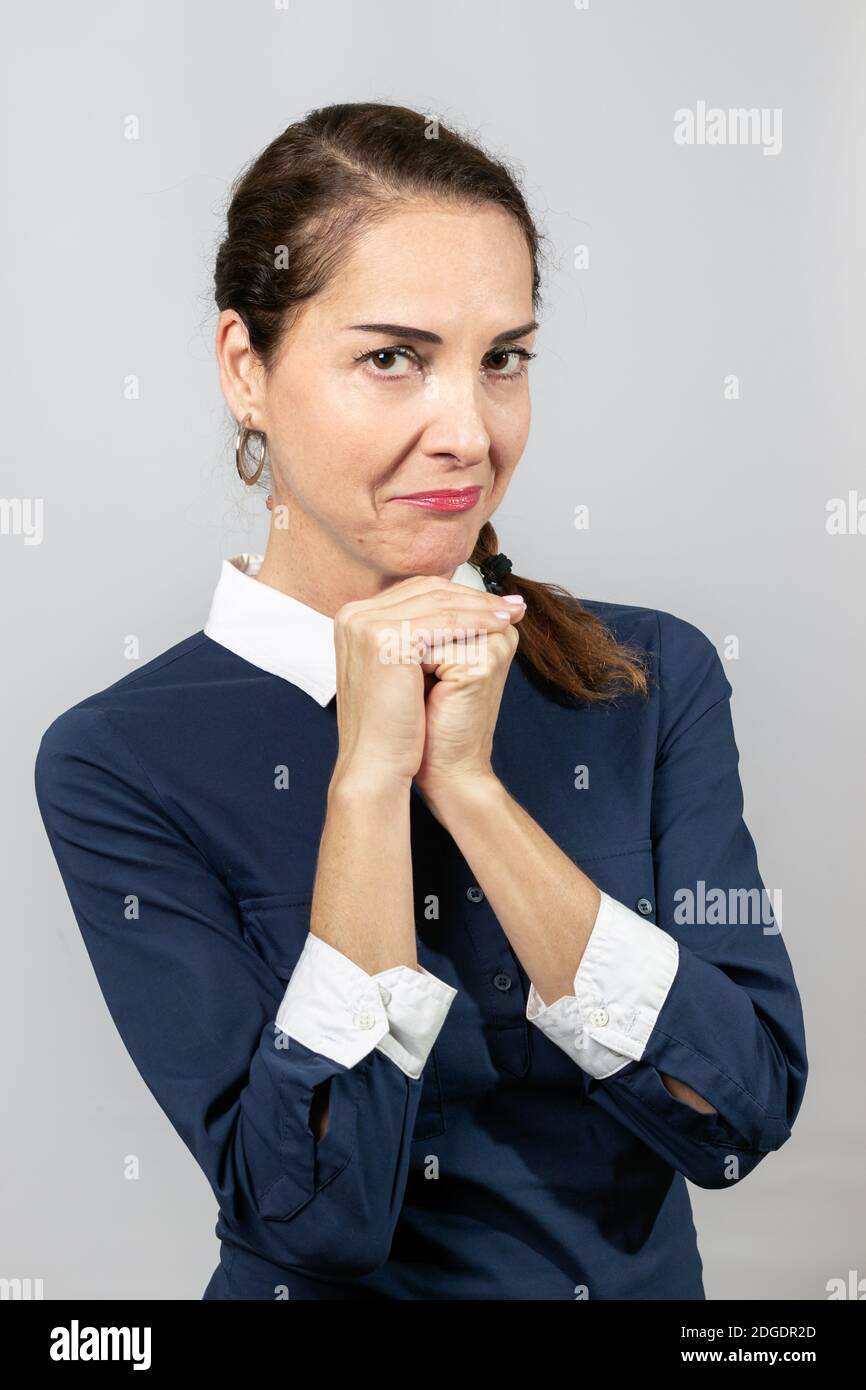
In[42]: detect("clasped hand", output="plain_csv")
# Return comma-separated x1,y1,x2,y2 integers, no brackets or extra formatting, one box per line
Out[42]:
331,574,526,809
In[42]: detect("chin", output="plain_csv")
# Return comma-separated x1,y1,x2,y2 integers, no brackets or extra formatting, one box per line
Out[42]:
394,534,476,579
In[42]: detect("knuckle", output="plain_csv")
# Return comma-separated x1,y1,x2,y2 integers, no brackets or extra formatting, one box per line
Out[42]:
334,600,358,625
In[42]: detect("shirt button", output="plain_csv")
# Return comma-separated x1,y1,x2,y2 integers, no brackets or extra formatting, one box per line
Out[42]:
353,1011,377,1030
636,897,653,915
467,886,484,903
493,972,512,991
377,984,392,1007
588,1006,609,1026
573,1032,585,1048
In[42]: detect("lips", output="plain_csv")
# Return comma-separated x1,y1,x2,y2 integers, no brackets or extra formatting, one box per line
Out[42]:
390,486,482,513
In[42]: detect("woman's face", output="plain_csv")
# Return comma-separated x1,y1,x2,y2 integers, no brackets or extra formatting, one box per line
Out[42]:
227,201,536,581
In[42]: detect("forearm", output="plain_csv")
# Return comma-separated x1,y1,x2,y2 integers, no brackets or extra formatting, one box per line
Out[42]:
423,773,600,1005
304,770,417,1140
312,767,418,974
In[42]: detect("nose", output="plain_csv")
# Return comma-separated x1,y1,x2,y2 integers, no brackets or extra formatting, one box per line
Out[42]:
420,375,491,467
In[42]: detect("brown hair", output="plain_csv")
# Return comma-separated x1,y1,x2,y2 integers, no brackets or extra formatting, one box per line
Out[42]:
214,101,650,706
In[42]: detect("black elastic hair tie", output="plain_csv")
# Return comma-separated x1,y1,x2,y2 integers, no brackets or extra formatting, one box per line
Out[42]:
479,552,513,595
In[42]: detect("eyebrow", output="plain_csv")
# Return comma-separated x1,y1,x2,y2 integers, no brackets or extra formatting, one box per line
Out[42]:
345,320,539,347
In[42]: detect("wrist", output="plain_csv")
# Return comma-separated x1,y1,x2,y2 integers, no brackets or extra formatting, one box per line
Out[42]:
417,769,505,823
329,761,413,804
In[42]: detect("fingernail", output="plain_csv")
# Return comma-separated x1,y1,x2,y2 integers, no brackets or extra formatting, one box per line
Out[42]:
502,595,525,605
494,610,512,619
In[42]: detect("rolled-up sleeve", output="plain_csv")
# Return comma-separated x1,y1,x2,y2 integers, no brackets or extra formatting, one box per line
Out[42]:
526,890,679,1078
529,610,809,1190
34,704,454,1278
275,931,456,1078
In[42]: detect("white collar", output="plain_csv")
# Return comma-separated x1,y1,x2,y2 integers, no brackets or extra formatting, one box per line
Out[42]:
203,553,489,706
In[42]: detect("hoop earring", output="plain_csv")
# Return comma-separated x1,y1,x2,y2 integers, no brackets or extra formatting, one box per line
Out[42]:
235,412,268,486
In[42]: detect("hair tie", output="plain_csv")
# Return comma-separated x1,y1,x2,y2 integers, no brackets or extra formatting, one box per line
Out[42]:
479,552,513,595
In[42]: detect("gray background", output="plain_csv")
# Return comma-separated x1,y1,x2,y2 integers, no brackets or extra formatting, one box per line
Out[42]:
3,0,863,1300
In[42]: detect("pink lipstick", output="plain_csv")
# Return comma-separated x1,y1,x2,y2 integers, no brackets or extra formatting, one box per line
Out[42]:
390,486,482,513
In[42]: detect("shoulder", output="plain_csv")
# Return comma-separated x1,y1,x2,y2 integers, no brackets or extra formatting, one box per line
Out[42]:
576,595,717,664
572,594,732,735
575,593,723,673
34,630,215,790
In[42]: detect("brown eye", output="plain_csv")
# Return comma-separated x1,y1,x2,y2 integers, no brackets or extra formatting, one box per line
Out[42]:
483,348,535,381
354,345,420,380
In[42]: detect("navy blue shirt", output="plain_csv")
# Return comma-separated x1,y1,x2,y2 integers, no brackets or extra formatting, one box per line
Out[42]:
34,595,808,1300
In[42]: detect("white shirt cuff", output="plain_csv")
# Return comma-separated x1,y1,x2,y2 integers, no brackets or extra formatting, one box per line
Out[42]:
275,932,457,1080
525,890,679,1079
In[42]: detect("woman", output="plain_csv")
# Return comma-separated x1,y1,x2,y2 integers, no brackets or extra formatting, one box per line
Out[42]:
34,101,807,1301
